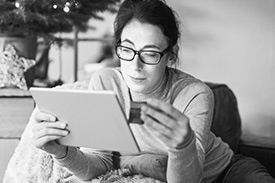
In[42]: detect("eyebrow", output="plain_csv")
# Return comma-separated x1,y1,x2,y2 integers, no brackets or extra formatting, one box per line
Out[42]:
121,38,161,50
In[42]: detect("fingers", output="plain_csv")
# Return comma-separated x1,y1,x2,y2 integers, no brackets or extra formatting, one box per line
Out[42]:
142,113,175,138
32,135,65,150
32,121,67,133
142,112,191,149
140,99,193,149
142,114,181,148
141,99,184,130
140,103,179,141
33,107,56,123
145,98,183,120
31,121,69,150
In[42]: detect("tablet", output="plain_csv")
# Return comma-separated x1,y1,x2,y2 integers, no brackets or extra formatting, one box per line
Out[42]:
29,87,140,153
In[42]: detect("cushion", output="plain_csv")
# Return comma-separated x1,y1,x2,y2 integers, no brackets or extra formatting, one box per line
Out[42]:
206,82,242,153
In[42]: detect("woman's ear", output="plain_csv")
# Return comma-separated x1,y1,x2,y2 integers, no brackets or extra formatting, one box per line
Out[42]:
167,44,179,66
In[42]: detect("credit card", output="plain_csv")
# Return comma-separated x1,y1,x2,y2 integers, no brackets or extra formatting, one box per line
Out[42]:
129,101,147,124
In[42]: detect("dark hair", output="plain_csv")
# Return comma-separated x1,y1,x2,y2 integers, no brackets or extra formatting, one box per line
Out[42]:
114,0,180,51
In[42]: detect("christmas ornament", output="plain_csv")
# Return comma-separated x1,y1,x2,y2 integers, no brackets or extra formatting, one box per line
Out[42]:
0,44,36,90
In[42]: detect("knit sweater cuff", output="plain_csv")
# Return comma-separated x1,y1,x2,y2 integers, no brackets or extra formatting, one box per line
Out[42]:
54,146,78,168
167,132,197,162
167,135,202,182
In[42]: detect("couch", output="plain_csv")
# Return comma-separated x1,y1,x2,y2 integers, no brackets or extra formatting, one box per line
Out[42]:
206,82,275,179
2,81,275,182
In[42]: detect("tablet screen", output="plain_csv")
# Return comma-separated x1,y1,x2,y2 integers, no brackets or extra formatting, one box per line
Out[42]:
30,87,140,153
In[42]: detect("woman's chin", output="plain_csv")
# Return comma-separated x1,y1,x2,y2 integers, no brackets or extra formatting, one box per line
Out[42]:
128,85,146,94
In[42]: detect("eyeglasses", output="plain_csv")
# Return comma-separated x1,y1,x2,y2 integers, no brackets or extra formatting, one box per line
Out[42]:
115,45,169,65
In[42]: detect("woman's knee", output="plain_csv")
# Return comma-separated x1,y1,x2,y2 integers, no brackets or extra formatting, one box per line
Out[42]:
223,155,275,183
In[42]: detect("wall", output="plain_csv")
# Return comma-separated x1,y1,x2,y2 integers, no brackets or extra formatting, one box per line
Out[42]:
167,0,275,138
48,0,275,138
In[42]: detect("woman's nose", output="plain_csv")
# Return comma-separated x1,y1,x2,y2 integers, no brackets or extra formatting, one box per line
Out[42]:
131,54,143,70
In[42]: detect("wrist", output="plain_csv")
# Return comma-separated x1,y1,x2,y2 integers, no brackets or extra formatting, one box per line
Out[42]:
53,146,68,159
176,130,195,149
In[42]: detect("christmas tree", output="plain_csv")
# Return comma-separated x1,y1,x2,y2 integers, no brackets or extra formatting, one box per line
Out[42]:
0,0,120,38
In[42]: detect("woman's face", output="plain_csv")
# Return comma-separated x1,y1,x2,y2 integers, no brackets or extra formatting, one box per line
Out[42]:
120,20,169,94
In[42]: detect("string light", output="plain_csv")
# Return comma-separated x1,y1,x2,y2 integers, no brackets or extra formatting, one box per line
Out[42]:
74,1,81,9
53,4,58,9
52,1,81,12
64,1,71,13
63,6,70,13
15,2,20,8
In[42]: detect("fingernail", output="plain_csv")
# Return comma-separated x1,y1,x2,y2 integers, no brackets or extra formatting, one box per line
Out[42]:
50,117,56,121
62,130,69,135
60,123,66,128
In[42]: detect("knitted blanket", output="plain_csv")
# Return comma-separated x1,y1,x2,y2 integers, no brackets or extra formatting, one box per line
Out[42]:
3,80,164,183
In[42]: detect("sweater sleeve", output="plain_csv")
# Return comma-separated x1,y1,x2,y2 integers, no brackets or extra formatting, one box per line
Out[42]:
54,147,113,181
166,82,214,183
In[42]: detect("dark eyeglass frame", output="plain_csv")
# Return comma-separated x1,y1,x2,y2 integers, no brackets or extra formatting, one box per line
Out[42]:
115,45,170,65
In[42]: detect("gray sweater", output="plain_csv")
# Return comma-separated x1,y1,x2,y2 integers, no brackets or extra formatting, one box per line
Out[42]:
55,67,233,183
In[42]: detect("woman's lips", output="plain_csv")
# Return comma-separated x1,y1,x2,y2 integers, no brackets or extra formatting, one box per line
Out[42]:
129,75,146,82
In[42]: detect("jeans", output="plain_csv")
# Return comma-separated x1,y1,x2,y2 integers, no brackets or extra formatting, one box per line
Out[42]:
213,154,275,183
113,152,275,183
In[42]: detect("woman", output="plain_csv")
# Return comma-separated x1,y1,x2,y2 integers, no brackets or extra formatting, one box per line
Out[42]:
31,0,275,182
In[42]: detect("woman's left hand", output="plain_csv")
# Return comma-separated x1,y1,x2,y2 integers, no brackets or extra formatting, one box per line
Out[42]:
140,98,194,149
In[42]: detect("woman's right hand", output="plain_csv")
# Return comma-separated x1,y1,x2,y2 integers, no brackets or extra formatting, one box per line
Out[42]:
30,107,70,159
